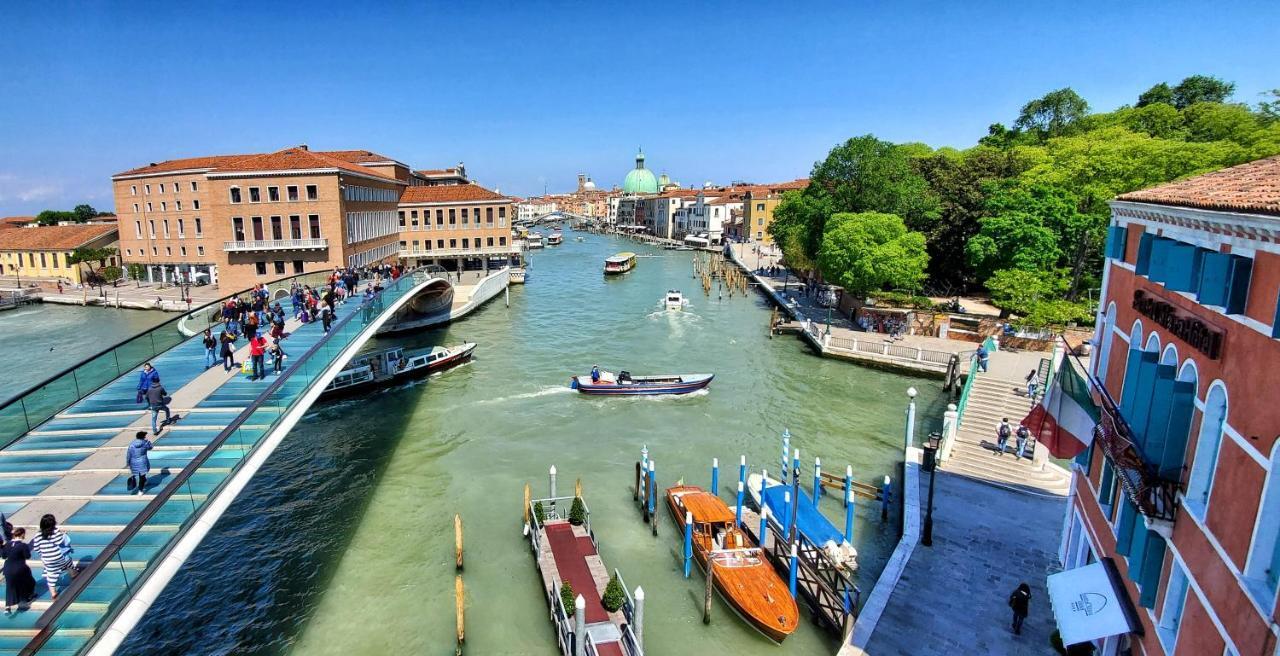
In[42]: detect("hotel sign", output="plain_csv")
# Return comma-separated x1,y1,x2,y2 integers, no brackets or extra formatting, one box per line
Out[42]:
1132,290,1224,360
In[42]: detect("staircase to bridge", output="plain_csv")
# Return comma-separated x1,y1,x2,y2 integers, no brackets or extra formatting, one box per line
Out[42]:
0,269,447,655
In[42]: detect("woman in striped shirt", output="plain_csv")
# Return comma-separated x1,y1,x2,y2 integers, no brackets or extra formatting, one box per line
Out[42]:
29,515,73,599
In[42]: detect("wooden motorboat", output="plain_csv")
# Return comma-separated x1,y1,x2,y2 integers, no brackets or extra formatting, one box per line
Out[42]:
322,342,476,398
666,485,799,642
569,370,712,395
746,472,857,572
603,252,636,274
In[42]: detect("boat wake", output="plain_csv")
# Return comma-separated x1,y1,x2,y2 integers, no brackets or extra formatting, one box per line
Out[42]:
476,386,574,405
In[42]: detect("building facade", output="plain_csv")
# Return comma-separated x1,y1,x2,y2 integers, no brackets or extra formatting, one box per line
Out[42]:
396,183,519,272
0,222,119,284
741,179,808,245
1059,156,1280,656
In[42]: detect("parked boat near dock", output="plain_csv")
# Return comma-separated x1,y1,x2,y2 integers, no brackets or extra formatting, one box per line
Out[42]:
746,472,858,572
321,342,476,398
570,370,713,395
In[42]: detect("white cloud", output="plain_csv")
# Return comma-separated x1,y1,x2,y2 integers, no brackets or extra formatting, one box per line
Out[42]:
0,172,64,206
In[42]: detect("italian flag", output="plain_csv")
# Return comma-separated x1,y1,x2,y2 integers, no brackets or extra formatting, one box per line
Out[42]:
1023,359,1100,459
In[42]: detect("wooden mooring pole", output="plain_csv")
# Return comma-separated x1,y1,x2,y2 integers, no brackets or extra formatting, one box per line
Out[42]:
455,574,465,653
455,514,464,570
703,561,715,624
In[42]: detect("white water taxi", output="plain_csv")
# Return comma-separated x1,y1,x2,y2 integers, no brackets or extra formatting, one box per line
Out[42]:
664,290,689,311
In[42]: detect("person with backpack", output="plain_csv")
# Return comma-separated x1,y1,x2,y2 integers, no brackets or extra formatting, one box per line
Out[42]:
995,418,1012,455
126,431,152,495
146,377,171,435
1008,582,1031,635
1016,424,1032,460
219,329,237,371
29,515,73,601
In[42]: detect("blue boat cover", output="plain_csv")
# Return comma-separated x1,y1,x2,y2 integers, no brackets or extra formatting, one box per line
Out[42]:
761,483,846,547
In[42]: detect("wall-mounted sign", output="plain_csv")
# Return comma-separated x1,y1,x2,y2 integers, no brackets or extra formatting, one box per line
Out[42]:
1133,289,1224,359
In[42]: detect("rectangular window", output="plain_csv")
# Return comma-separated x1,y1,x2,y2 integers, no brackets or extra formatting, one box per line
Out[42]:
289,216,302,240
401,240,409,251
39,253,46,267
287,185,299,201
499,207,506,219
149,220,156,238
135,221,142,238
131,185,137,195
158,183,165,193
486,207,493,223
145,184,151,194
230,188,242,203
309,215,321,239
133,203,139,213
1157,560,1190,650
250,217,263,241
180,246,187,256
163,219,170,237
462,238,470,249
191,181,198,192
51,253,59,268
152,246,157,256
160,201,167,212
268,186,280,202
274,260,286,274
177,218,185,237
146,202,152,212
436,209,444,226
449,239,457,248
437,239,444,249
176,200,182,211
270,216,283,240
292,260,304,273
249,187,261,203
197,246,205,256
165,247,172,256
1225,255,1253,315
255,262,267,275
756,203,765,211
193,199,200,210
461,208,468,224
195,217,203,236
306,185,318,200
398,211,405,227
449,209,456,225
487,237,494,247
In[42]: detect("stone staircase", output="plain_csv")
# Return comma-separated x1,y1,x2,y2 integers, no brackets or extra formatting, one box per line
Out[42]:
942,373,1072,496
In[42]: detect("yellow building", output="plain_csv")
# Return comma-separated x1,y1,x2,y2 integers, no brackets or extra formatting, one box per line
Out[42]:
0,222,119,284
741,179,809,245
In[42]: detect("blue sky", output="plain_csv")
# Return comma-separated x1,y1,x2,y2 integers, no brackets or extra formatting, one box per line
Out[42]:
1,1,1277,214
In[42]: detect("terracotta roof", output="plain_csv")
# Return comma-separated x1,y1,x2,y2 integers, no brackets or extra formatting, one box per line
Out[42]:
414,168,465,177
707,195,745,206
400,183,510,204
0,223,117,251
115,154,250,177
319,150,399,164
214,147,399,180
0,216,36,228
1115,156,1280,218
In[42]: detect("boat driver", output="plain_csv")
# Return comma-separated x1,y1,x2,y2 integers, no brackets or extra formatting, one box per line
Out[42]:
591,365,600,383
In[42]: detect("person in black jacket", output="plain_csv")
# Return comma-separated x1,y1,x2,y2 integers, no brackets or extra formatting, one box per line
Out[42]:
202,329,217,369
1008,582,1031,635
2,526,36,614
220,330,237,371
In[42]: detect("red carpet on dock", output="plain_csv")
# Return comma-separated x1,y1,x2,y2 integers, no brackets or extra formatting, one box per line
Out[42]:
544,522,609,623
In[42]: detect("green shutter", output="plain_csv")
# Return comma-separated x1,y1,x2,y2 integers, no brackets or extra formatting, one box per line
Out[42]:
1135,233,1155,275
1159,381,1197,480
1142,365,1177,460
1127,351,1161,445
1149,238,1174,283
1120,348,1145,411
1138,535,1168,608
1166,244,1202,292
1115,499,1137,553
1198,251,1231,306
1226,255,1253,315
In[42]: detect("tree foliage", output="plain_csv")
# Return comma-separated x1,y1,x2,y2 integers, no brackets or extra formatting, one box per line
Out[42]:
559,581,575,614
568,496,586,526
602,575,625,613
35,204,105,226
68,247,117,286
1014,88,1089,139
817,212,928,294
1172,75,1235,108
1136,83,1174,108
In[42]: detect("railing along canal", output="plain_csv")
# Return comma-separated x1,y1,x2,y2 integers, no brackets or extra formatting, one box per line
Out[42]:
0,269,332,440
22,269,439,654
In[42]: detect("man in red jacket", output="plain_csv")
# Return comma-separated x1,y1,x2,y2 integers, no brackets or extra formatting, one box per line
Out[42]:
249,333,268,381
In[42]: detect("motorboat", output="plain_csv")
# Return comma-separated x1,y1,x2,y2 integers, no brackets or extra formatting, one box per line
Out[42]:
604,252,636,274
569,370,713,395
666,485,799,642
574,236,585,242
546,232,563,246
663,290,689,311
322,342,477,398
745,472,858,572
527,233,544,249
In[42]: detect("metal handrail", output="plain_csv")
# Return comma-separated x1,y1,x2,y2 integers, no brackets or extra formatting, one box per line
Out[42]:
0,268,328,433
21,270,429,654
955,357,980,423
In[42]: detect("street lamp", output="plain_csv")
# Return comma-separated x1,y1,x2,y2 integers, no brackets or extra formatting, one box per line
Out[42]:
825,305,833,338
905,387,918,451
921,431,940,546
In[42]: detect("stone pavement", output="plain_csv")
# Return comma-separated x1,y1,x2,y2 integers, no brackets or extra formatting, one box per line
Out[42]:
863,469,1066,655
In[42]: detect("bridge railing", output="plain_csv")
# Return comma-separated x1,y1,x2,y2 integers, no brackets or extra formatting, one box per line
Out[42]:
22,270,436,655
0,270,332,447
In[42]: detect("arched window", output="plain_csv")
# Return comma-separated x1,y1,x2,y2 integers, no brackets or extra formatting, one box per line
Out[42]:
1246,442,1280,608
1120,321,1145,409
1186,382,1227,519
1160,344,1178,366
1145,332,1161,353
1097,303,1117,384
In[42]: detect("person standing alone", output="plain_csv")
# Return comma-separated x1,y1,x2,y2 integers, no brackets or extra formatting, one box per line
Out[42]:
249,333,267,380
126,431,152,495
1008,582,1031,635
219,329,237,372
146,377,171,435
202,329,217,369
1,525,36,614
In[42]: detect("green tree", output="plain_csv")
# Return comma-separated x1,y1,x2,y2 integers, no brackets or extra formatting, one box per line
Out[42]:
1172,74,1235,109
568,496,586,526
34,210,75,226
817,212,928,294
100,266,123,287
767,189,830,272
1136,82,1174,108
808,135,939,232
1014,88,1089,139
984,268,1060,316
965,211,1061,280
72,204,97,223
1258,89,1280,124
1181,102,1262,144
1121,103,1184,139
601,575,625,613
67,247,117,286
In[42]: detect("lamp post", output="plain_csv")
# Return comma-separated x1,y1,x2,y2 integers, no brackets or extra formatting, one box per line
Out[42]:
905,387,918,451
825,305,832,338
922,431,940,546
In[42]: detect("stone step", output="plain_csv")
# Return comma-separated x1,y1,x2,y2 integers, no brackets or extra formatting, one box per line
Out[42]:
942,456,1071,496
946,446,1044,477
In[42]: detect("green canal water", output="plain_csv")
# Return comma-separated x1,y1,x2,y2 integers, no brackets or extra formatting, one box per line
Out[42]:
80,233,948,655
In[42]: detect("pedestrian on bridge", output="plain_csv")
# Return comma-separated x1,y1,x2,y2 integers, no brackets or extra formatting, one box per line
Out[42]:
219,330,237,372
135,363,159,404
126,431,152,495
202,329,217,369
146,378,171,435
974,344,990,373
30,515,73,601
995,418,1012,456
249,333,268,380
2,525,36,614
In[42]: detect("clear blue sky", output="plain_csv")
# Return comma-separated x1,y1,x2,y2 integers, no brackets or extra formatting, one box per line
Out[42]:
1,1,1277,214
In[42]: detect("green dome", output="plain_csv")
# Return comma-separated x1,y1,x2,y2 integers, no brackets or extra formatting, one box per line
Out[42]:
622,149,659,194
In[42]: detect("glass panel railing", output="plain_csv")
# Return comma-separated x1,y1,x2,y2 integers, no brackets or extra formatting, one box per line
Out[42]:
24,269,438,653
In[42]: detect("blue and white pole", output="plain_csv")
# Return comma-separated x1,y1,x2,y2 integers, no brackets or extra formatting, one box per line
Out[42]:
738,455,747,489
792,448,801,485
735,480,744,528
880,474,891,521
813,457,822,508
758,506,770,546
788,543,799,598
711,458,719,496
683,511,694,578
781,429,791,484
647,460,657,517
844,465,855,543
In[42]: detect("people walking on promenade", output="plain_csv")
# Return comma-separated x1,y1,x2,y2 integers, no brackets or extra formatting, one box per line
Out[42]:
270,311,286,341
2,526,36,614
995,418,1012,455
202,329,217,369
146,377,171,435
270,339,286,375
1025,369,1040,399
30,515,73,601
248,333,267,380
245,311,260,340
219,329,237,371
321,306,333,334
126,431,152,495
1015,424,1031,460
1008,582,1031,635
135,363,159,404
974,344,990,373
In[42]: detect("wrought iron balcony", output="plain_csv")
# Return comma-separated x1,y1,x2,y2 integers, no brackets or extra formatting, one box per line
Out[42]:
223,238,328,252
1091,376,1180,525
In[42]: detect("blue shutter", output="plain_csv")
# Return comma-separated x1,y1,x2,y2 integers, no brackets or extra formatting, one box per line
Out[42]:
1273,288,1280,339
1198,251,1231,306
1226,255,1253,315
1137,534,1167,608
1148,238,1174,283
1128,520,1150,571
1120,348,1145,411
1105,226,1129,260
1159,381,1197,480
1115,499,1137,553
1135,233,1155,275
1126,351,1161,445
1166,244,1201,292
1142,365,1177,459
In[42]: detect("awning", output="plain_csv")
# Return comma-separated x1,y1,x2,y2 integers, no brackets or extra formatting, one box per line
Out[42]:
1047,559,1140,646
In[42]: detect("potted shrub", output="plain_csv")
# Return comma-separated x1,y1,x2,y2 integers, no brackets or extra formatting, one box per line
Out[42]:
534,501,546,524
559,581,575,614
602,574,625,613
569,496,587,526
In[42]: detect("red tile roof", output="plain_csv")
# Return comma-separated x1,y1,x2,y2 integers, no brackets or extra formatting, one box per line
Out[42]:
400,183,510,204
115,155,251,177
319,150,399,164
0,216,36,228
1116,156,1280,217
0,223,117,250
214,147,399,180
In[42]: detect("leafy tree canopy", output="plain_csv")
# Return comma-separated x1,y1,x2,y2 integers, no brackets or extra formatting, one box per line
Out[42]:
1014,88,1089,139
817,212,928,295
1136,82,1174,108
1172,74,1236,108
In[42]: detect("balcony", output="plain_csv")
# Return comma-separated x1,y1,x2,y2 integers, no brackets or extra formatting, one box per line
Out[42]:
399,244,523,259
223,238,329,252
1091,378,1180,525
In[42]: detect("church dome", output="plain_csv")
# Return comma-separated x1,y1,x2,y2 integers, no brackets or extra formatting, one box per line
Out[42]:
583,178,597,191
622,149,659,194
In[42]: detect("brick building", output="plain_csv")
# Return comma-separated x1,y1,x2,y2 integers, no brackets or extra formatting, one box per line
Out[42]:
1057,155,1280,655
396,183,520,272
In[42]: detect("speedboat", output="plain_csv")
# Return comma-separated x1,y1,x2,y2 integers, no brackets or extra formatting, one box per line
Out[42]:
746,471,858,572
322,343,477,398
663,290,688,311
569,370,713,395
666,485,799,642
546,232,563,246
574,236,585,242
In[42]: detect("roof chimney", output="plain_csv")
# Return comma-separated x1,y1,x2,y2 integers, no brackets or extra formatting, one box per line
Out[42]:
299,144,309,151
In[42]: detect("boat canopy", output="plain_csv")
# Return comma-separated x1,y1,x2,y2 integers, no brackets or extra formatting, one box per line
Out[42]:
605,252,637,264
761,483,846,547
684,235,709,245
681,491,737,525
